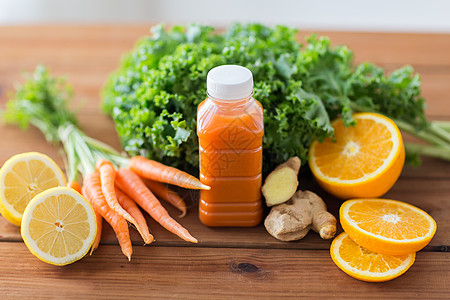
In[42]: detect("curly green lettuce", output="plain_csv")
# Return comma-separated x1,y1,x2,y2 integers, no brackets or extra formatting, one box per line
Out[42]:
103,23,448,173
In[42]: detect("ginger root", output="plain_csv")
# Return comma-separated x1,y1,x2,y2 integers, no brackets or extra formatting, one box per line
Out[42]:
264,190,337,241
262,157,301,207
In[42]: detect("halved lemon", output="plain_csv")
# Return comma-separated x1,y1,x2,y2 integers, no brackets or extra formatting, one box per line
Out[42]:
330,232,415,282
21,187,97,266
0,152,66,226
309,113,405,199
340,199,437,255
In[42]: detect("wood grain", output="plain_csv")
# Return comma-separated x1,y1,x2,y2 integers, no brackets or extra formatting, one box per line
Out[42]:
298,31,450,67
0,243,448,299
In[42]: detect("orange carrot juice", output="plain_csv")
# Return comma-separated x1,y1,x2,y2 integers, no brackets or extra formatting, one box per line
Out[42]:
197,65,264,226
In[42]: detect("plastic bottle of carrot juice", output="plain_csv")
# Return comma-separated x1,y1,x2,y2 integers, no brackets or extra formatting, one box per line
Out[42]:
197,65,264,227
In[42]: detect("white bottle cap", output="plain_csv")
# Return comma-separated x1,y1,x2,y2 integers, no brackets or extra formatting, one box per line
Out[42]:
207,65,253,100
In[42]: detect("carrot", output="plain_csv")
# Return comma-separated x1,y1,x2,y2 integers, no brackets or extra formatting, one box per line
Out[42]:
142,178,187,218
129,156,210,190
91,210,102,255
83,171,133,260
95,159,150,245
83,185,103,255
115,168,198,243
115,186,154,244
81,184,102,255
67,180,82,194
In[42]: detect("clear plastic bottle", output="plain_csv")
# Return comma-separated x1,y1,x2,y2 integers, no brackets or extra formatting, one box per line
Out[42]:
197,65,264,227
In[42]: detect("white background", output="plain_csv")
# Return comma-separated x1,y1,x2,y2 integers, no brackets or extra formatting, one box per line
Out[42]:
1,0,449,33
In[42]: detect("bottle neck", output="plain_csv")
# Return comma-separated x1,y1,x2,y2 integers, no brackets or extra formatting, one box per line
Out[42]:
207,91,254,107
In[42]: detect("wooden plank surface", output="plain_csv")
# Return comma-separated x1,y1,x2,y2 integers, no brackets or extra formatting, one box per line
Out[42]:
0,243,448,299
0,25,449,298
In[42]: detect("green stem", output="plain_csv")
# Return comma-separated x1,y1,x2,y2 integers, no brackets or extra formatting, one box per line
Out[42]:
349,102,374,114
58,123,130,178
88,142,129,168
427,122,450,144
59,124,95,176
61,128,79,182
109,155,130,168
394,119,450,148
433,120,450,133
405,142,450,161
84,136,122,156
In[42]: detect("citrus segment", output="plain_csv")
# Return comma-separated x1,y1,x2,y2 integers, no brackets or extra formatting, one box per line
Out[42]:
21,187,97,266
340,199,437,255
0,152,66,225
330,232,415,282
309,113,405,199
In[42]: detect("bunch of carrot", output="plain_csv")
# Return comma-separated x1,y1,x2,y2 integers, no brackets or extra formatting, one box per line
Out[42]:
67,156,210,260
4,66,211,260
57,120,213,260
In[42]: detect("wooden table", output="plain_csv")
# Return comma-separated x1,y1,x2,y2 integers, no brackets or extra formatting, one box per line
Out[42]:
0,26,449,299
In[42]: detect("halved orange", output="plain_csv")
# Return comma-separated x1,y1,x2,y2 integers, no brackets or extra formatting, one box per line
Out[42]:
340,199,437,255
309,113,405,199
330,232,415,282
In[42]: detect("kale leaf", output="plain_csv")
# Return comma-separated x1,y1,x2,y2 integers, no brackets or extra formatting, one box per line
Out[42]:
103,23,432,174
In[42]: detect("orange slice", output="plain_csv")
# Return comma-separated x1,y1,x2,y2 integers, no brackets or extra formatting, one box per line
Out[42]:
330,232,415,282
340,199,437,255
308,113,405,199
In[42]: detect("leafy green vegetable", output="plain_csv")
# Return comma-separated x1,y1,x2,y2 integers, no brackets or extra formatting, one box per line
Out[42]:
101,23,449,173
3,65,78,143
103,24,332,173
3,66,129,182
